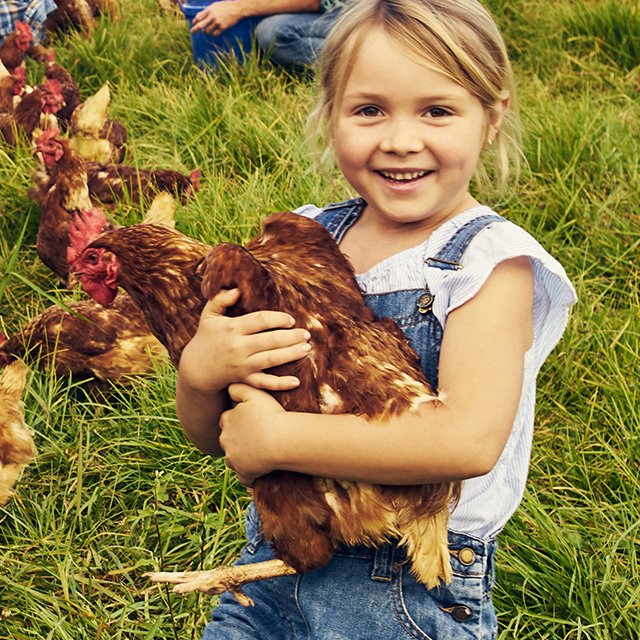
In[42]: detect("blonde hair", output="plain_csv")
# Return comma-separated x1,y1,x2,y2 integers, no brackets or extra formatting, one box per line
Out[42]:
308,0,522,195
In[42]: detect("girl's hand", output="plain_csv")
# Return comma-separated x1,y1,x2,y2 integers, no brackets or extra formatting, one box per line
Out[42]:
179,288,312,394
190,1,244,35
220,383,285,486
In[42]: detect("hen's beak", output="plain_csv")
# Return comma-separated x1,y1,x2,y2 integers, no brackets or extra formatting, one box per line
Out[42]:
66,269,81,289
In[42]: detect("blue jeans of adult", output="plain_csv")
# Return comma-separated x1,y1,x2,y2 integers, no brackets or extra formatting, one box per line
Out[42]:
254,7,341,69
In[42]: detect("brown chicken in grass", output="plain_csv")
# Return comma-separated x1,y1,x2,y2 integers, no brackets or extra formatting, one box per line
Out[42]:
1,77,63,145
0,360,36,507
0,22,33,73
45,0,120,35
44,51,81,131
32,129,176,283
68,210,461,603
45,0,96,36
0,295,167,385
0,61,25,110
5,78,65,144
33,128,107,283
69,83,127,163
0,64,23,144
86,165,201,207
32,127,200,208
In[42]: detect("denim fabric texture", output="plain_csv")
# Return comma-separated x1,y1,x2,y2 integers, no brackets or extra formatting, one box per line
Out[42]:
202,504,498,639
254,8,342,68
201,200,502,639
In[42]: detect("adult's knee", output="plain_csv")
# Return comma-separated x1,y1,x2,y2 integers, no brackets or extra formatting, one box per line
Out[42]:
254,13,322,68
254,15,302,50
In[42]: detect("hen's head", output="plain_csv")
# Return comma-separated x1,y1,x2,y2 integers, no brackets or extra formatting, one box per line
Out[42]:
35,128,65,167
67,209,119,306
40,79,65,114
12,65,26,95
14,22,34,52
186,170,201,197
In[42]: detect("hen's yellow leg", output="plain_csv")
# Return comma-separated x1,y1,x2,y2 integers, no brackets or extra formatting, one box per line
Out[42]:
146,559,297,607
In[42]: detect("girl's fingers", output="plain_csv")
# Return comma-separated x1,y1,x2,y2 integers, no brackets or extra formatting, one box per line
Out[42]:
226,382,256,403
202,288,241,316
245,372,301,391
234,309,298,335
246,338,311,370
244,327,311,354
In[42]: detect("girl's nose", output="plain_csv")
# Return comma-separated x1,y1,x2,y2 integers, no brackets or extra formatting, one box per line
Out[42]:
379,120,425,155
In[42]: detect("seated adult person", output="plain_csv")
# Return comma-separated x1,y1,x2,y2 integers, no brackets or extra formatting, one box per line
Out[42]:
0,0,56,44
189,0,343,69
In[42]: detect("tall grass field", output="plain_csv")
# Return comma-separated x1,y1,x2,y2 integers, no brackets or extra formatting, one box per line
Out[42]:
0,0,638,637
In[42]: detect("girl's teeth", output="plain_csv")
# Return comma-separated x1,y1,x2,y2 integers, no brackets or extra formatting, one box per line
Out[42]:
379,171,427,181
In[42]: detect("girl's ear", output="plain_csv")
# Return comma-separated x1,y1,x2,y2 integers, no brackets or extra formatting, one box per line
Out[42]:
487,95,510,144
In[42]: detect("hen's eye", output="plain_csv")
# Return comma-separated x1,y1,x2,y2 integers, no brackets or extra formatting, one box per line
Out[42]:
86,252,98,265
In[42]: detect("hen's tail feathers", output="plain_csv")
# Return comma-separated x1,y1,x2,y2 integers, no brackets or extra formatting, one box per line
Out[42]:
400,508,452,589
141,192,177,229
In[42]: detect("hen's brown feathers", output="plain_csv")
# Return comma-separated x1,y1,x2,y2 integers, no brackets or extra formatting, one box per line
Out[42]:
0,295,166,383
201,213,460,581
86,163,199,207
44,54,81,130
75,223,211,365
73,212,460,589
0,360,36,506
0,23,33,73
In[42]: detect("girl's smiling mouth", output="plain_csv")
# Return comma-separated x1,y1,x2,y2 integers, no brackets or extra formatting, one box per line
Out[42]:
376,169,433,182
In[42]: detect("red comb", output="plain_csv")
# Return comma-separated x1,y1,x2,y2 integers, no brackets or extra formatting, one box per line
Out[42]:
43,78,62,94
45,51,56,64
190,170,201,192
15,21,33,38
67,208,110,266
36,127,61,146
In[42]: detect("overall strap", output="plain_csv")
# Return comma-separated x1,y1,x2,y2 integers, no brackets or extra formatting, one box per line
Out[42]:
314,198,366,241
417,214,505,314
426,214,505,270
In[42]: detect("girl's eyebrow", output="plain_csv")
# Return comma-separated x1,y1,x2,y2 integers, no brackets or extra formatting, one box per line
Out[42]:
342,91,385,101
343,90,468,103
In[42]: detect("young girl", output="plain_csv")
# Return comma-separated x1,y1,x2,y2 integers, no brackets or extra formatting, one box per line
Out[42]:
176,0,577,637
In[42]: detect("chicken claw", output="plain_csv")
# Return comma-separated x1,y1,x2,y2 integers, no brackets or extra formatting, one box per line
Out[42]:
146,559,298,606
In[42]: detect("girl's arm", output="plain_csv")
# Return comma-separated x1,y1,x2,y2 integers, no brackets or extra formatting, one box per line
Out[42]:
218,257,534,486
175,288,312,456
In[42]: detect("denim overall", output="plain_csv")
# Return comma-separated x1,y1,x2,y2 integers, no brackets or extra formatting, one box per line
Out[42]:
202,199,504,640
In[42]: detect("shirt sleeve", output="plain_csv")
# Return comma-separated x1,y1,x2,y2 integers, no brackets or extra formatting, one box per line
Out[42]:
429,220,577,369
294,204,323,219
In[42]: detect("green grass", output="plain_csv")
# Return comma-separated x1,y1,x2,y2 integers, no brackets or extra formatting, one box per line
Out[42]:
1,0,639,637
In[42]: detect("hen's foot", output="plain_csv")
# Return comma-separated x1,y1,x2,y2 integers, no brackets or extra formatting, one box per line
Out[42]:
146,559,297,607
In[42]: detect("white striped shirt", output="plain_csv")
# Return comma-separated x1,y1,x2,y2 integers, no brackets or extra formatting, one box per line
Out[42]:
298,203,578,539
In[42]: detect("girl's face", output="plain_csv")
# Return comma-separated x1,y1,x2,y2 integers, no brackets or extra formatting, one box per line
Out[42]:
332,26,498,232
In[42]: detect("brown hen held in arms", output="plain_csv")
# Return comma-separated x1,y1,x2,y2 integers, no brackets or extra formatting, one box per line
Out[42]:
69,211,461,603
